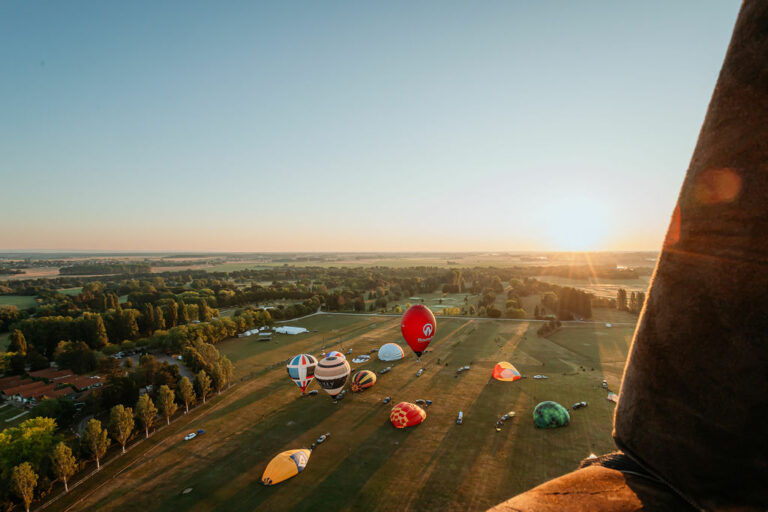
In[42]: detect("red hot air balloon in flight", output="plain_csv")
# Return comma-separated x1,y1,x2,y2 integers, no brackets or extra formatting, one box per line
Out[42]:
401,304,436,357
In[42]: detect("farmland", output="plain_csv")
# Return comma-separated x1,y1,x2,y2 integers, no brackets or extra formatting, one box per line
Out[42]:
50,313,633,512
0,295,38,309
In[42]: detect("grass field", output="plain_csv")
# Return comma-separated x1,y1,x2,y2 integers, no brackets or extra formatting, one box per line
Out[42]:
49,313,633,512
0,295,38,309
0,403,30,428
0,332,9,351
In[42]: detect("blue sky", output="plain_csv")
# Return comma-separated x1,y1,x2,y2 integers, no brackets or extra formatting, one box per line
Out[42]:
0,1,740,251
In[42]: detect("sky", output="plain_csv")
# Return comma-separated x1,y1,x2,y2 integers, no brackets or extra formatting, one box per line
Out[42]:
0,1,740,252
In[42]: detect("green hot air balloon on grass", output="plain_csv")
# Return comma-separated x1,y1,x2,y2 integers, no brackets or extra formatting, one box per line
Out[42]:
533,401,570,429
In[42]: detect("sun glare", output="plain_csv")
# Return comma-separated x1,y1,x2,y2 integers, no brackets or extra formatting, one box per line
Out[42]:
543,200,610,251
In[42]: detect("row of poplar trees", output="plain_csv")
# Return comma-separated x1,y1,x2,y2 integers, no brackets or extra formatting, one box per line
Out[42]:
8,368,225,512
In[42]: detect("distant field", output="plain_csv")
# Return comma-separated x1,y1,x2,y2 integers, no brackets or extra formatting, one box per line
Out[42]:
0,296,37,309
538,274,652,298
57,287,83,296
51,313,633,512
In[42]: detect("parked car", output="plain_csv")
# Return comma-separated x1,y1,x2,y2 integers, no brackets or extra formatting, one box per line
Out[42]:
425,400,432,407
379,367,392,375
602,380,608,389
415,399,426,405
382,396,391,404
416,368,424,377
499,411,514,421
308,390,319,396
456,411,464,425
316,433,330,444
196,429,205,435
573,401,588,410
184,433,197,441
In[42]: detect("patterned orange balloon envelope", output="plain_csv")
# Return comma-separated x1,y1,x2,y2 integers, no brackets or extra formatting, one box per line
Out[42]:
390,402,426,428
492,361,521,381
350,370,377,392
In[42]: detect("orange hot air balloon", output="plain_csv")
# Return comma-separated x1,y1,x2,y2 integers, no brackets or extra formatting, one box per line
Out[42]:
401,305,436,357
492,362,521,381
390,402,426,428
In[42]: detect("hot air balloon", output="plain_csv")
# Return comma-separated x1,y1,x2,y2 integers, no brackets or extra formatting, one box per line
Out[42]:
261,449,311,485
350,370,377,392
314,356,351,397
390,402,426,428
286,354,318,394
325,350,345,360
492,362,521,381
401,304,436,357
378,343,405,362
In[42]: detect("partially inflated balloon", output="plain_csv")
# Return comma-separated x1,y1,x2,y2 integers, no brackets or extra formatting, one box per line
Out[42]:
262,449,311,485
401,305,436,357
325,351,345,360
390,402,426,428
350,370,377,392
314,356,351,397
492,361,521,382
286,354,318,394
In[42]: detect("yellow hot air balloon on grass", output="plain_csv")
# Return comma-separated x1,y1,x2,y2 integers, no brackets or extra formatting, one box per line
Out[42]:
261,449,311,485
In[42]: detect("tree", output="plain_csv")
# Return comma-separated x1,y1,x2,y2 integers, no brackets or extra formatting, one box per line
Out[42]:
12,462,37,512
154,305,166,330
178,376,195,413
157,385,178,425
199,299,212,322
109,405,134,454
135,394,158,438
210,363,226,394
178,299,189,325
195,370,212,404
166,301,178,328
220,356,235,389
143,303,155,335
9,329,27,355
50,442,77,492
83,418,109,469
616,288,627,311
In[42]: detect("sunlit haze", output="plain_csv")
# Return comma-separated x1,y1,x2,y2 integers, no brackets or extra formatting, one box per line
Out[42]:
0,1,739,252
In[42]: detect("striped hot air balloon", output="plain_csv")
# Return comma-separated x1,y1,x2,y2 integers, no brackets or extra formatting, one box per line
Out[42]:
286,354,318,394
325,350,345,360
390,402,426,428
350,370,377,392
314,356,351,397
492,361,521,382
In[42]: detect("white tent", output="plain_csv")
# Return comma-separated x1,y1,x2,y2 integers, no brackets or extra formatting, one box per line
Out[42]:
274,326,309,335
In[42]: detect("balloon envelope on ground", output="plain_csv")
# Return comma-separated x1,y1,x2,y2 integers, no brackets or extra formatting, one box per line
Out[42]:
314,356,351,397
492,362,521,381
350,370,377,392
378,343,405,361
262,449,311,485
390,402,426,428
401,305,437,357
286,354,318,394
533,401,570,428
